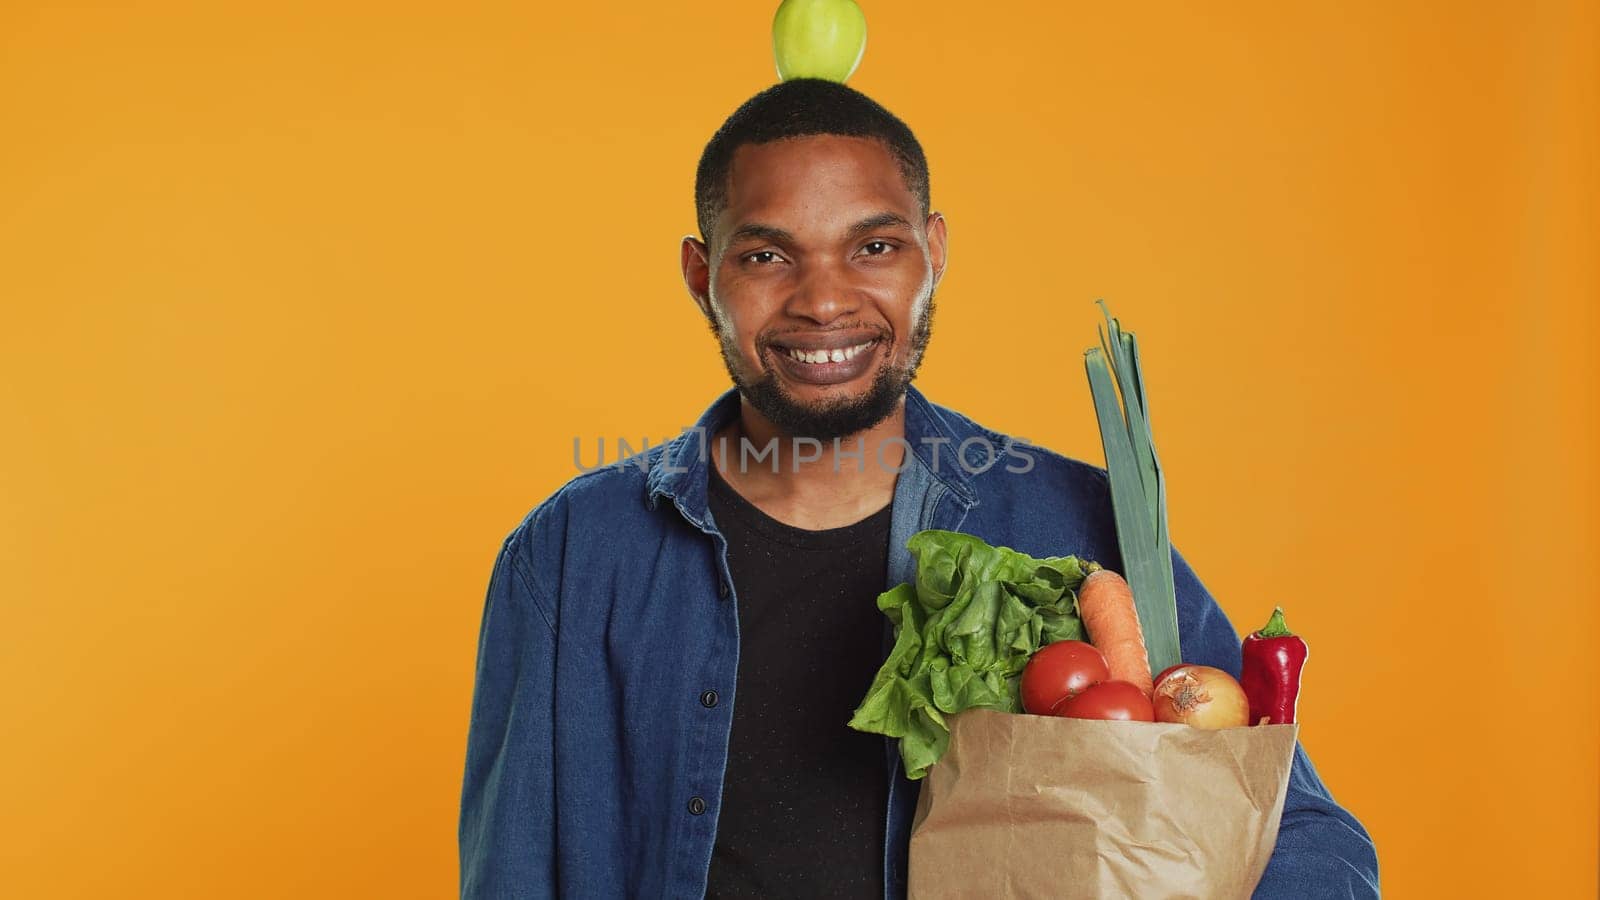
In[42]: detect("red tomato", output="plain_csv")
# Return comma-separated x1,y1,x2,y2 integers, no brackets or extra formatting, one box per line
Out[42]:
1050,680,1155,722
1020,640,1110,714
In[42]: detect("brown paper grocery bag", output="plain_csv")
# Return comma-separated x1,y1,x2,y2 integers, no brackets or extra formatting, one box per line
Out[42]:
908,709,1299,900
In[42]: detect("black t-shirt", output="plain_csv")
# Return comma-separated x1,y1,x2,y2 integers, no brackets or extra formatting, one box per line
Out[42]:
703,464,893,899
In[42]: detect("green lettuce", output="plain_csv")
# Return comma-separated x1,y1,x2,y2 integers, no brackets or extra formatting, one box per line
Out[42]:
847,529,1089,780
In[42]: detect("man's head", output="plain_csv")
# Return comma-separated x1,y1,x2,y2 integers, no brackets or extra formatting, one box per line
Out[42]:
681,79,948,442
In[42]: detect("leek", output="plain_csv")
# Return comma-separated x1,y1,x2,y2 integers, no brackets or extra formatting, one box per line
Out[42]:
1083,302,1181,674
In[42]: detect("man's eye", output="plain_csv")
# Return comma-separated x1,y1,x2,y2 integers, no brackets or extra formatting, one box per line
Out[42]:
861,241,895,256
745,251,782,265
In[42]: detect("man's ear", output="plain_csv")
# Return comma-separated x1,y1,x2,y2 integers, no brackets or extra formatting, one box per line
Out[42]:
925,211,949,287
681,235,714,322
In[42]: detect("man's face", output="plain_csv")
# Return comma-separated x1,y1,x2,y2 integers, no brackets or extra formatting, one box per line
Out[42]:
682,134,948,441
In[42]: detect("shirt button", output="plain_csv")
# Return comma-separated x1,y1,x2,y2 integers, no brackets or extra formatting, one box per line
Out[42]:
700,690,719,708
717,580,730,599
688,796,707,816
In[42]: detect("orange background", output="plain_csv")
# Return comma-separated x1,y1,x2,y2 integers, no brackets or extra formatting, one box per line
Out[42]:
3,1,1595,896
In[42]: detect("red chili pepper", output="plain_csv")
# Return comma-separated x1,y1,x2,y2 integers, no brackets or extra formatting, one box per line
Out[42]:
1240,607,1307,725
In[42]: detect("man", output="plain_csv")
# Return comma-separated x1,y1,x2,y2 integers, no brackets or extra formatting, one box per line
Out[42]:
459,78,1379,899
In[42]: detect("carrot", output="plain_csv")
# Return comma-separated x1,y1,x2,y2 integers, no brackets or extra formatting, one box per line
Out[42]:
1077,565,1154,697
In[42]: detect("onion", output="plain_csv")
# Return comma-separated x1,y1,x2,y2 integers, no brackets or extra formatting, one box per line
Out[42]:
1152,665,1250,729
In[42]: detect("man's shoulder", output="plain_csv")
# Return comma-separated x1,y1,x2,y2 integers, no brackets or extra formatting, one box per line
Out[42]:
920,394,1110,496
499,443,668,565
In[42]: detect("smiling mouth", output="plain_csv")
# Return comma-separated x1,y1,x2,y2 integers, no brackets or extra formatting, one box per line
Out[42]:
765,336,883,386
778,340,877,365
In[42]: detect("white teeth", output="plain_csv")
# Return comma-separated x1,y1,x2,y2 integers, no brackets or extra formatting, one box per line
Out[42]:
785,340,875,364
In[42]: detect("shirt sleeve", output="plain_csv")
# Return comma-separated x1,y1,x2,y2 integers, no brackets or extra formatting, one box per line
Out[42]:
459,529,559,899
1170,548,1382,900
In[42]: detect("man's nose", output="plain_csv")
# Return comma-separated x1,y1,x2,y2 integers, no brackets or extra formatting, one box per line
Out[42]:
783,260,860,325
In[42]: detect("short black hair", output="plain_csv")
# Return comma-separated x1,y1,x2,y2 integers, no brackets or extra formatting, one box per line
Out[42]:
694,78,931,246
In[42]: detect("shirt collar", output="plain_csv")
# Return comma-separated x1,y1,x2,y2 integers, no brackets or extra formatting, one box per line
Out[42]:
644,384,978,525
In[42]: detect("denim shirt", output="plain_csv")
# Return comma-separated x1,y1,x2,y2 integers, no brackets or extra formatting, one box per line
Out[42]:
459,386,1380,899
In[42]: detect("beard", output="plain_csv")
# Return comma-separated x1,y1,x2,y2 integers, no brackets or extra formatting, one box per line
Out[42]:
709,288,938,442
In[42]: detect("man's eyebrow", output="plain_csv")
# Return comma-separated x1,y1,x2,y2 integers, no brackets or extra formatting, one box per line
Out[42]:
726,223,796,245
726,213,913,247
846,212,914,236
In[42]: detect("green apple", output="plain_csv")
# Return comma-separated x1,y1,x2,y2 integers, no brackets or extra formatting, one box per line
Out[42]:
772,0,867,83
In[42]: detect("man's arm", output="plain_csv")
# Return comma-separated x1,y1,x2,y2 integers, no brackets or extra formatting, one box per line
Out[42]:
459,529,558,899
1172,549,1381,899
